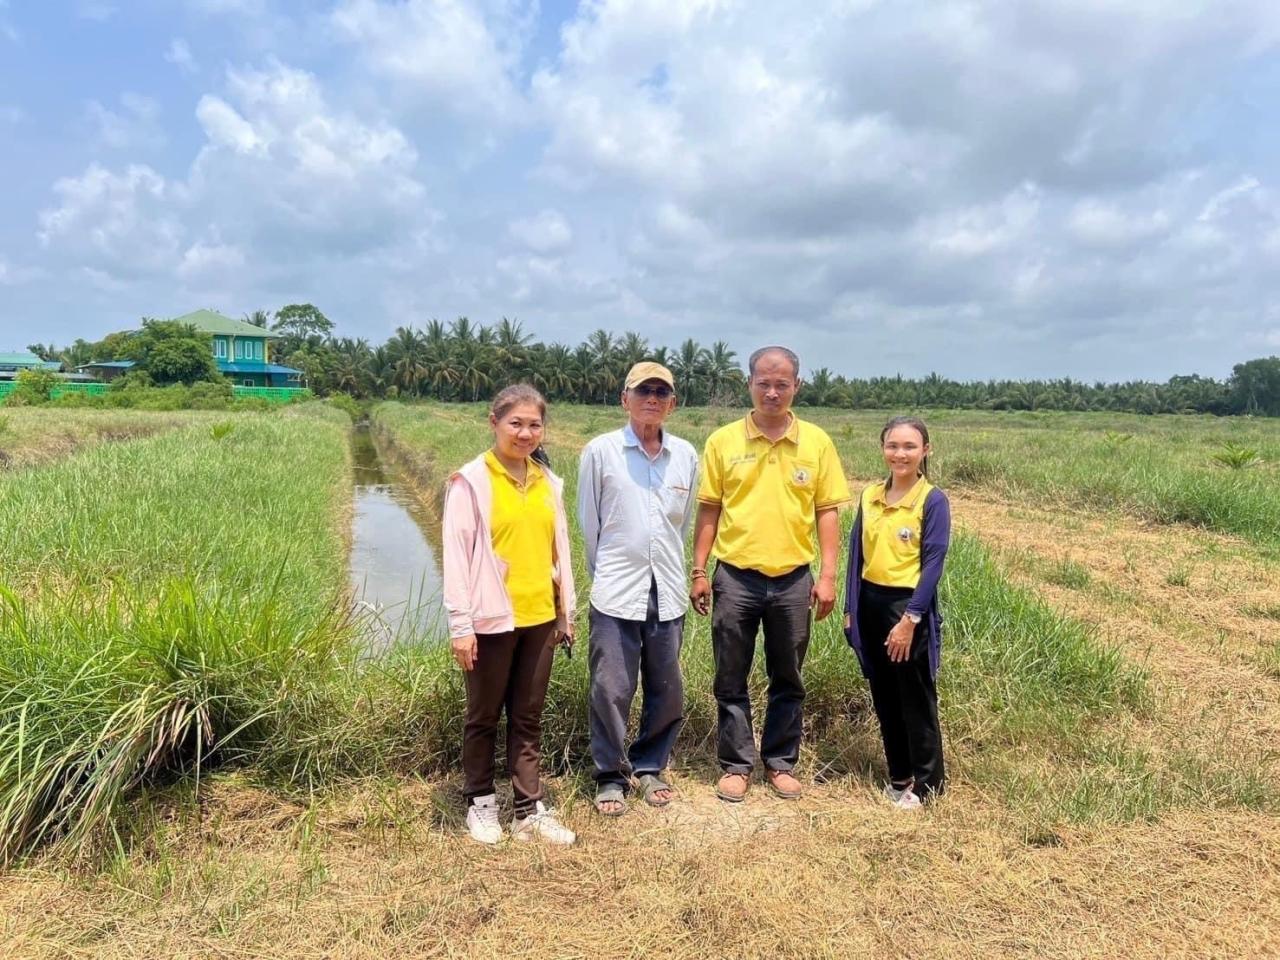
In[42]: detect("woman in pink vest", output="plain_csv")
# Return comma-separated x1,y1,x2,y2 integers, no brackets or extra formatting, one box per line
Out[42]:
441,383,577,846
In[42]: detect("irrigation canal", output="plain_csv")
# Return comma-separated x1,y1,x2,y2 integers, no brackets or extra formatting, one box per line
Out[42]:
348,423,444,647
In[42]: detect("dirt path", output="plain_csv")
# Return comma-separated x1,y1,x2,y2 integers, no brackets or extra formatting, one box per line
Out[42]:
946,486,1280,768
3,777,1277,959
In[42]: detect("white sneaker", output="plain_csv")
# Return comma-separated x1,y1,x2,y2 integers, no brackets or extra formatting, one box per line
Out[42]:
466,794,503,845
511,801,576,846
882,782,909,803
893,788,923,811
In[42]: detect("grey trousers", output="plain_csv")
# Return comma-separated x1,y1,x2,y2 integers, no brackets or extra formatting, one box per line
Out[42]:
588,579,685,788
711,562,813,774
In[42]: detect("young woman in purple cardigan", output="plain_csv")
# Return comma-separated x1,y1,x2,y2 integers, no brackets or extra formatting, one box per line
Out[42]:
843,416,951,809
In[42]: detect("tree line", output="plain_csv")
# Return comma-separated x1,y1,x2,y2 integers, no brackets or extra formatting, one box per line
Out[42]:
28,304,1280,416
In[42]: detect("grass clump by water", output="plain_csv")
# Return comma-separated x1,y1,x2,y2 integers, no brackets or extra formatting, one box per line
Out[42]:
0,404,368,861
0,580,368,863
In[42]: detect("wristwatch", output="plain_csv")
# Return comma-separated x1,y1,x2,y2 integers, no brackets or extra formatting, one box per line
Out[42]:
903,611,922,625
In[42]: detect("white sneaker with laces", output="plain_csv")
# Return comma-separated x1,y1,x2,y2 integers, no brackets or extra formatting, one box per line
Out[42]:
466,794,503,845
893,788,923,811
511,801,576,846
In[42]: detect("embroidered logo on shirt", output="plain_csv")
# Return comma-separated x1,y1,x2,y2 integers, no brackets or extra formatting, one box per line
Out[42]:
729,453,758,466
792,467,811,486
897,526,914,542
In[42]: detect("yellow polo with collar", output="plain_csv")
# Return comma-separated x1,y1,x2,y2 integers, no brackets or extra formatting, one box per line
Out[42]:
860,476,933,588
485,451,557,627
697,413,851,577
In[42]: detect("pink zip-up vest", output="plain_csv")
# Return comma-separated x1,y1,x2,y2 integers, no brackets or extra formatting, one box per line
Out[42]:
441,454,576,640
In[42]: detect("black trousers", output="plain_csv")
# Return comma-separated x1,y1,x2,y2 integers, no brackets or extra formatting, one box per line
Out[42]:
711,562,813,774
857,580,945,798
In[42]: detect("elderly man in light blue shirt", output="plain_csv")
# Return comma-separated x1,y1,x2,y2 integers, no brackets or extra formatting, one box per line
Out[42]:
578,361,698,816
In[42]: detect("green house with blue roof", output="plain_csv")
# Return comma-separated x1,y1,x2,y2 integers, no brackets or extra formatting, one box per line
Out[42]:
81,309,304,390
180,309,303,388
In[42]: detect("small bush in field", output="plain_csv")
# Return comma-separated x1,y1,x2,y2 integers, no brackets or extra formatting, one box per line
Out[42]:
1211,441,1263,470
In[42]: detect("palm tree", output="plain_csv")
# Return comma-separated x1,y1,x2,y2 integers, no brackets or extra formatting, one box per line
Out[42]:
387,326,428,396
450,316,477,345
616,331,650,370
539,343,577,400
453,339,493,401
671,338,709,404
495,317,533,380
705,340,742,403
586,329,621,402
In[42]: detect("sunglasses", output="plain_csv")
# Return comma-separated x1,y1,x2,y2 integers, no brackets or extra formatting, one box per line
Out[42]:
632,384,674,399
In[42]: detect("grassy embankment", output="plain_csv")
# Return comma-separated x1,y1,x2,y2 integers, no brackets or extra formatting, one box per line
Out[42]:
0,408,208,471
0,405,378,861
373,401,1274,826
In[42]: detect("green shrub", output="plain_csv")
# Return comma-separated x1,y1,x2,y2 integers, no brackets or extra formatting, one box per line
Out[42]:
327,392,363,421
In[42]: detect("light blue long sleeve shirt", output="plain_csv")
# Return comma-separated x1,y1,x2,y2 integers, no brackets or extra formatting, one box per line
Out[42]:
577,422,699,622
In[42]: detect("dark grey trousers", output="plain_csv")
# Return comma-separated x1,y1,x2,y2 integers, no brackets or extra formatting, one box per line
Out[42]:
588,580,686,788
711,562,813,774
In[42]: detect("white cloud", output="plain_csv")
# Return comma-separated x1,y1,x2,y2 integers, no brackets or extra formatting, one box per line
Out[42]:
38,61,431,297
330,0,531,121
508,209,572,254
0,257,40,286
195,95,263,154
178,240,245,278
37,164,186,277
165,38,197,73
86,93,164,150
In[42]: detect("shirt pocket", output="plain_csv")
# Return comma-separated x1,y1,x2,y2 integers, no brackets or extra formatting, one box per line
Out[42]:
785,457,819,506
659,483,691,524
886,512,923,557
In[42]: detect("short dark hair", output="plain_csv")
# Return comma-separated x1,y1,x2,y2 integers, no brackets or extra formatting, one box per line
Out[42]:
748,346,800,379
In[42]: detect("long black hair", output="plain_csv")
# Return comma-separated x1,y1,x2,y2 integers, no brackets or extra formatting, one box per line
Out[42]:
880,415,931,486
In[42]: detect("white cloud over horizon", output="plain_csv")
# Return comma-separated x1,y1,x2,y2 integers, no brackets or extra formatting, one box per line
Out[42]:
5,0,1280,380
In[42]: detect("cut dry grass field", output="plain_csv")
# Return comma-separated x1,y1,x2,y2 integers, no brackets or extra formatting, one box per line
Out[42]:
3,777,1277,959
1,401,1278,958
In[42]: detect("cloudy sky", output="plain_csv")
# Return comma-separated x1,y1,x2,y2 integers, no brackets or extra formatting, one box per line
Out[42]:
2,0,1279,381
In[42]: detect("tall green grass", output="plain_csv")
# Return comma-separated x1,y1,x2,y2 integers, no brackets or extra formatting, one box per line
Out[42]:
0,408,348,606
0,405,364,861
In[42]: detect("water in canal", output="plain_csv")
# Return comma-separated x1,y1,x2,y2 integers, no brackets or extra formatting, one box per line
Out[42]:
348,424,444,647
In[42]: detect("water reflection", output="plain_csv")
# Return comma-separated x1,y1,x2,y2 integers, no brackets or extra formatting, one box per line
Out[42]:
348,425,444,647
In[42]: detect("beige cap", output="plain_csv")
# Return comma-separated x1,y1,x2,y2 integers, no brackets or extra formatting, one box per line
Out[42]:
624,361,675,390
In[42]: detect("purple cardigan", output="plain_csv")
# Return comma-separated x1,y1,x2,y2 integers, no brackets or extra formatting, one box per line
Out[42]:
843,485,951,680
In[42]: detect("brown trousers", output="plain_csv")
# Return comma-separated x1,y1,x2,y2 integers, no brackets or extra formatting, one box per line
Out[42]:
462,620,558,813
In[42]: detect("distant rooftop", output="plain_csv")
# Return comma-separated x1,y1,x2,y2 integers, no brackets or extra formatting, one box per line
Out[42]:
0,352,61,369
173,309,274,338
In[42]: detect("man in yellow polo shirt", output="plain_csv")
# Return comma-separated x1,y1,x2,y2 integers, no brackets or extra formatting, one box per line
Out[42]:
690,346,850,802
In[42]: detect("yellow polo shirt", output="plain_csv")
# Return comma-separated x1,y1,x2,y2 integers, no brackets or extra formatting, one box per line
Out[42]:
485,451,556,628
860,476,932,588
697,414,851,577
